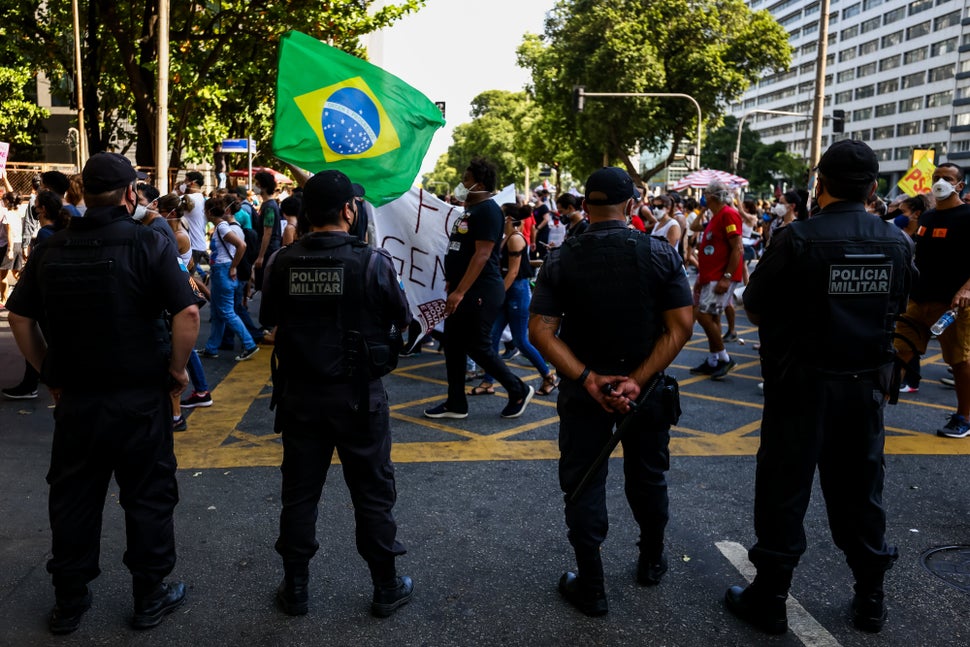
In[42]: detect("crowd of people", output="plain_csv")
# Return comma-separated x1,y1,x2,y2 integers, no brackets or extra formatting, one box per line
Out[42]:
2,142,968,639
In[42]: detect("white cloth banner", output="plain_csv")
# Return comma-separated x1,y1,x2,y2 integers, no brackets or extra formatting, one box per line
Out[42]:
372,185,516,335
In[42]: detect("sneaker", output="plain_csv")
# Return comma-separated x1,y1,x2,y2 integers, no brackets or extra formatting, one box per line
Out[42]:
941,376,956,388
898,383,918,394
173,416,188,432
180,391,213,408
198,349,219,359
501,385,535,419
424,403,468,419
398,349,422,358
937,413,970,439
723,331,739,343
501,347,521,361
689,360,718,375
235,346,259,361
2,384,39,399
710,358,737,381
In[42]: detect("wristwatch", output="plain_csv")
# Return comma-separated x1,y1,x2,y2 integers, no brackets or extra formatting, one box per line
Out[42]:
723,272,733,279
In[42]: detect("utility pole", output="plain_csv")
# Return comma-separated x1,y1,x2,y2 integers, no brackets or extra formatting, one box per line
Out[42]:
808,0,832,187
155,1,170,192
71,0,88,168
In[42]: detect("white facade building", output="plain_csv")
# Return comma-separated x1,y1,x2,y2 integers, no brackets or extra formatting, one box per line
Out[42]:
729,0,970,186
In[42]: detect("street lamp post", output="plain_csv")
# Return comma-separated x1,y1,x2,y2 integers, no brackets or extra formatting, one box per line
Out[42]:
576,90,703,170
734,109,810,173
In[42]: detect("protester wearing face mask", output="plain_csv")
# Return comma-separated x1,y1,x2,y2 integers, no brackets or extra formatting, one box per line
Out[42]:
649,194,681,249
894,163,970,438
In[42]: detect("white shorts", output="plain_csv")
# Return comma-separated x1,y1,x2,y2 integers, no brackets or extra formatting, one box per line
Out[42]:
693,280,741,316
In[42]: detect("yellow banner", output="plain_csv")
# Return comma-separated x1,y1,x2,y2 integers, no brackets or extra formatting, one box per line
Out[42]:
897,156,935,196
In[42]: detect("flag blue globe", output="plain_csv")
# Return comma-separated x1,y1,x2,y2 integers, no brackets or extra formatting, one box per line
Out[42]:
322,88,381,155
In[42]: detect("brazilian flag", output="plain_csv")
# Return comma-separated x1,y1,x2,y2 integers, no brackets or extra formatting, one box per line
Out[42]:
273,30,446,206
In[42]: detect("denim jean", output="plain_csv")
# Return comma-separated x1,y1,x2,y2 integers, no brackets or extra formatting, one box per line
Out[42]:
222,280,263,347
204,263,255,353
186,350,209,393
483,279,549,383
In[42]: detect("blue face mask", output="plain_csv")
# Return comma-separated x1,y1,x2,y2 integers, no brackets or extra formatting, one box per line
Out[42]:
699,195,707,207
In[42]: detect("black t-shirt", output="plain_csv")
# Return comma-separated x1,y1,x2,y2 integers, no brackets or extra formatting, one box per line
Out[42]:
444,198,504,293
910,203,970,303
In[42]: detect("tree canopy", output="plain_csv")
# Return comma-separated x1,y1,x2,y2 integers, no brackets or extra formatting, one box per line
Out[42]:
2,1,422,166
517,0,792,184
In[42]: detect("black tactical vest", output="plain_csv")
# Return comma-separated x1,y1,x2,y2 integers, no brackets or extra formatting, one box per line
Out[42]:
786,209,912,372
557,228,660,374
37,214,171,389
271,234,399,384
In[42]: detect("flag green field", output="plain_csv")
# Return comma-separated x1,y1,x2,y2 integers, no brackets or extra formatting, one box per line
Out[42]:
273,30,445,206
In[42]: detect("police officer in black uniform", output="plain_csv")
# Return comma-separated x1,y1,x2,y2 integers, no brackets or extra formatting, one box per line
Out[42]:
6,152,201,634
260,170,413,618
726,140,915,635
529,167,694,616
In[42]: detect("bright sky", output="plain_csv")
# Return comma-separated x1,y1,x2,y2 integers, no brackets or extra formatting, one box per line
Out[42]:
373,0,554,177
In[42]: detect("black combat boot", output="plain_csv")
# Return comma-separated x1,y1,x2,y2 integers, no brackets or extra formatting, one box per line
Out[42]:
276,563,309,616
724,570,793,635
49,587,92,635
559,551,608,617
370,560,413,618
132,581,186,630
850,550,895,632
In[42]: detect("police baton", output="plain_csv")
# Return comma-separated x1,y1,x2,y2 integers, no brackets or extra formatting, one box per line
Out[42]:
568,373,663,505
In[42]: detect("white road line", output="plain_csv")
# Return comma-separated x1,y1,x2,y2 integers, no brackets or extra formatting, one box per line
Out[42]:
716,541,843,647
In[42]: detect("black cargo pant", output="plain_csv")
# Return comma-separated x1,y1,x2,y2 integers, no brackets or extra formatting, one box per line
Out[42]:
275,380,405,578
750,365,897,588
442,284,528,412
47,389,178,599
557,379,671,565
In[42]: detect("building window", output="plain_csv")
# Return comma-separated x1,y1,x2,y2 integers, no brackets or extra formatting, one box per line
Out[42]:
855,84,875,99
929,64,955,82
860,17,882,33
853,107,872,121
843,3,861,18
879,55,901,71
839,48,858,62
883,5,905,23
955,113,970,128
803,21,819,35
874,148,892,162
859,38,879,55
908,0,933,15
901,71,925,89
798,81,815,94
895,147,912,161
899,97,923,112
875,102,896,117
877,79,899,94
853,129,873,140
836,90,854,103
924,117,949,133
838,69,856,83
903,48,927,65
934,10,961,30
778,11,802,28
799,62,816,75
927,89,953,107
881,31,903,47
906,21,931,39
863,0,883,9
857,62,877,78
897,121,920,136
931,37,958,57
842,25,860,40
873,126,895,140
805,1,820,14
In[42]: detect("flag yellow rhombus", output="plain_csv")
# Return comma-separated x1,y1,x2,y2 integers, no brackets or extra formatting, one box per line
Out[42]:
294,76,401,163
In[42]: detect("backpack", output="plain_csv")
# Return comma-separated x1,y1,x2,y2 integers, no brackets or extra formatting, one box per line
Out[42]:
237,226,259,282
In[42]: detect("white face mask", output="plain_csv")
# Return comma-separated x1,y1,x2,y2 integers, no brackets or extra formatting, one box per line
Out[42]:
772,203,788,217
178,183,187,194
253,187,263,196
453,181,471,203
132,204,148,221
932,178,956,200
652,207,666,219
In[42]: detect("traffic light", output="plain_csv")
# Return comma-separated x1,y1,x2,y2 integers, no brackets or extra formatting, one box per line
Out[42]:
832,109,845,134
573,86,585,113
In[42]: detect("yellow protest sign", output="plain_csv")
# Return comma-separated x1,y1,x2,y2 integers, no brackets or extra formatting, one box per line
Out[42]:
897,156,935,196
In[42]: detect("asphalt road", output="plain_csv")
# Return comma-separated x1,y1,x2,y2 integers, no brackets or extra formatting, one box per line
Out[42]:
1,300,969,647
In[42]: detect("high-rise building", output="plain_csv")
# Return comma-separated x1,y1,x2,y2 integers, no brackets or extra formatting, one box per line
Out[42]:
729,0,970,186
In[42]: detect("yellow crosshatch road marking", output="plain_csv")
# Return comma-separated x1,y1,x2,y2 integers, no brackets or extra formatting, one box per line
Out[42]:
173,342,970,470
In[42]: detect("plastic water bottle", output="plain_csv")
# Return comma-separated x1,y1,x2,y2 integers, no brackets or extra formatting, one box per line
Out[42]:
930,308,958,336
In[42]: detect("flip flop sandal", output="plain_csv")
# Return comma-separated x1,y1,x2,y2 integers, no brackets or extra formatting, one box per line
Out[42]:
537,375,560,396
468,383,496,396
